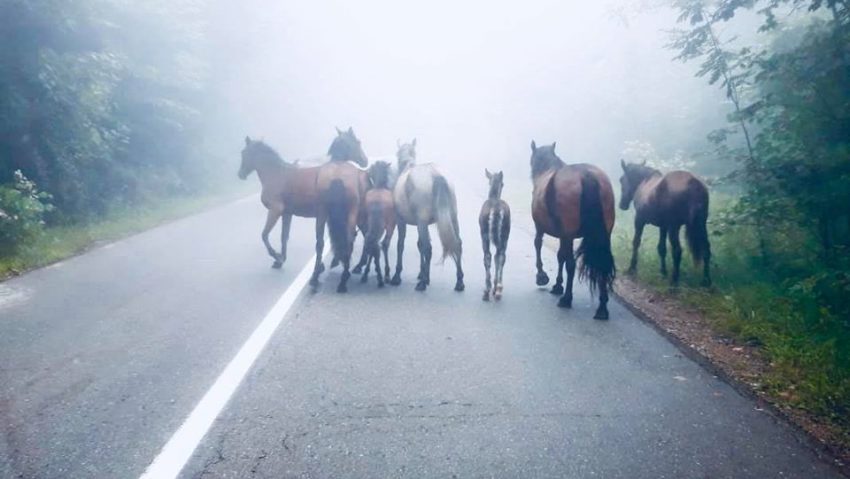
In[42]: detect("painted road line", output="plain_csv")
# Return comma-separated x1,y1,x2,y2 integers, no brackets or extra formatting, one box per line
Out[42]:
139,254,318,479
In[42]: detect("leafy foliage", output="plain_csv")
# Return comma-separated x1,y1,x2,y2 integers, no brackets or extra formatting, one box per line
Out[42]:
0,0,215,226
0,170,53,252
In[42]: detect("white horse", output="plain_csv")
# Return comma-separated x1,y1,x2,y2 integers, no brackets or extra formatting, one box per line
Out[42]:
389,140,465,292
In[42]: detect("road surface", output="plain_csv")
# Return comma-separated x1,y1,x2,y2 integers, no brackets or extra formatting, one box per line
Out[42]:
0,186,842,479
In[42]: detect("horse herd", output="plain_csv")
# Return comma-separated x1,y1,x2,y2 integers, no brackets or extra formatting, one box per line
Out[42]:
238,128,712,320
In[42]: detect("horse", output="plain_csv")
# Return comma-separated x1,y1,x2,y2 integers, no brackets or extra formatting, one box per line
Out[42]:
390,139,465,292
530,141,616,320
308,127,369,293
359,161,396,287
239,137,321,269
618,160,712,286
479,169,511,301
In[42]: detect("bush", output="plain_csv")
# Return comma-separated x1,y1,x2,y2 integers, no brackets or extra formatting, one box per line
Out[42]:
0,170,53,254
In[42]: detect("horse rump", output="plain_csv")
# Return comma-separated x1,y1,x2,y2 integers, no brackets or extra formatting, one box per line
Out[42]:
576,172,615,294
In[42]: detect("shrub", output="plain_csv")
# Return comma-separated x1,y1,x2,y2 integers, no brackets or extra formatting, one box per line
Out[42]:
0,170,53,254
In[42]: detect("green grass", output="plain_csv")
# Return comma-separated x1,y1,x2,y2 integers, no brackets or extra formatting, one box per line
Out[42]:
613,197,850,442
0,183,253,280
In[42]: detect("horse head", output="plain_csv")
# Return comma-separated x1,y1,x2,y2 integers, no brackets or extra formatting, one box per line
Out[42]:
529,140,562,178
369,161,392,189
396,138,417,172
328,127,368,167
618,159,651,210
485,168,504,199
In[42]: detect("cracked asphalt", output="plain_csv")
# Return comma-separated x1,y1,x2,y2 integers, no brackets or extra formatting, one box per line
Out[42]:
0,187,844,479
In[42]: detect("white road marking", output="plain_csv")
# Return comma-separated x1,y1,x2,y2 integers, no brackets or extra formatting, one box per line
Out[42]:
139,254,318,479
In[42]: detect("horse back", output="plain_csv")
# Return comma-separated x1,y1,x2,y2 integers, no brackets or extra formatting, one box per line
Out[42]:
394,164,445,225
647,171,708,224
532,164,615,237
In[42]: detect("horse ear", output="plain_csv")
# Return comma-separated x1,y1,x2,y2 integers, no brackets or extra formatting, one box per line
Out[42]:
245,136,251,146
335,127,342,135
485,168,492,179
531,140,537,152
348,127,354,135
551,142,557,151
412,138,417,147
641,159,647,166
621,159,627,170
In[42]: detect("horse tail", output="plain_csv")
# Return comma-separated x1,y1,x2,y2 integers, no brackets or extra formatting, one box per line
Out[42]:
433,175,462,262
686,181,710,266
325,179,351,262
576,172,615,295
365,199,383,256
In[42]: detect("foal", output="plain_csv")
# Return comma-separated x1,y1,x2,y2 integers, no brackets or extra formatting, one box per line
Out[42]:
479,169,511,301
360,161,396,287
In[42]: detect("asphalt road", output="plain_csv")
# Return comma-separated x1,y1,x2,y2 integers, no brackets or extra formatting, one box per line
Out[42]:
0,187,843,479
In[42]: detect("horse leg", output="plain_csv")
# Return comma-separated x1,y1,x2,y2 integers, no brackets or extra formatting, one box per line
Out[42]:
337,210,359,294
279,213,293,267
534,226,549,286
360,249,371,284
381,231,392,281
262,209,283,268
374,240,384,287
558,239,575,308
628,220,645,275
415,223,432,291
494,247,506,301
309,215,327,288
594,273,610,320
482,232,492,301
657,226,668,277
352,229,368,274
551,238,568,295
390,223,406,286
670,224,683,286
702,241,712,288
450,211,465,293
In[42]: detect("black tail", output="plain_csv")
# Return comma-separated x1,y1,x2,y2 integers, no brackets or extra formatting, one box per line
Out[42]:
686,185,710,266
325,179,351,262
365,201,383,257
576,172,615,294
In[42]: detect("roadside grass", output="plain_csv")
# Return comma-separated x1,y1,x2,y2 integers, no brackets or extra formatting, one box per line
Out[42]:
0,183,253,280
613,198,850,443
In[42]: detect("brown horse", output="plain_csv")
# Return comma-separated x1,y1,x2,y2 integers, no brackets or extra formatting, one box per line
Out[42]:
479,169,511,301
530,141,616,320
239,137,321,269
619,160,711,286
309,128,369,293
360,161,396,287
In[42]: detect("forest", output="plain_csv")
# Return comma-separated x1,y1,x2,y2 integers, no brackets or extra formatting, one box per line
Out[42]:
0,0,848,449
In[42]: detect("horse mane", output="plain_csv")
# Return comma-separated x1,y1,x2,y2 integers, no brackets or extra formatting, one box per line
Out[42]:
250,140,290,168
531,147,565,178
627,163,662,183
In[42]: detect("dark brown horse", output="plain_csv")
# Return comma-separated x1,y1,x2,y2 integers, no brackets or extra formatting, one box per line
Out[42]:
360,161,396,287
309,128,369,293
239,137,321,269
530,141,616,319
619,160,711,286
479,169,511,301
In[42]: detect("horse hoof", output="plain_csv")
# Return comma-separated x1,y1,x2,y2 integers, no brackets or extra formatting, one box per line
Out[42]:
627,267,637,276
271,261,283,269
317,263,326,275
377,281,385,288
309,277,319,288
331,258,340,269
389,275,401,286
550,284,564,295
415,281,427,292
337,284,348,294
536,272,550,286
454,282,464,292
701,279,712,288
360,274,368,284
352,265,363,275
557,295,572,309
494,291,502,301
482,291,490,301
593,309,609,320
